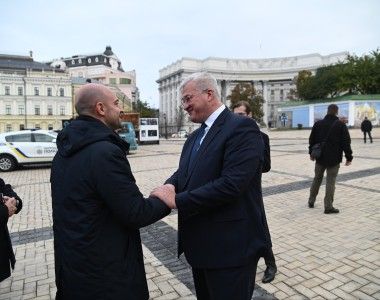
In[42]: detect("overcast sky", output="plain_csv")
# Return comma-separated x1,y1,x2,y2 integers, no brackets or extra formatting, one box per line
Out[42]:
1,0,379,108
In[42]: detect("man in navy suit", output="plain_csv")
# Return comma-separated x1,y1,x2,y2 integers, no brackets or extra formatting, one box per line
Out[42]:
152,72,270,300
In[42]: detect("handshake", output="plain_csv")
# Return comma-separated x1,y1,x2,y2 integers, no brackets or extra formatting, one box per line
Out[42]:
150,184,177,209
1,194,18,217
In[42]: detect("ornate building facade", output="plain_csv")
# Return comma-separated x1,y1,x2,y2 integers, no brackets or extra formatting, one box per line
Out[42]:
0,53,72,133
157,52,347,133
49,46,138,110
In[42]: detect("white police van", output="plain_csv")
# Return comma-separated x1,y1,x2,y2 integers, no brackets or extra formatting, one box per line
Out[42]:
0,130,58,172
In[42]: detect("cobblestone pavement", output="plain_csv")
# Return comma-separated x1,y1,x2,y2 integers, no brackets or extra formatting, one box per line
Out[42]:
0,128,379,299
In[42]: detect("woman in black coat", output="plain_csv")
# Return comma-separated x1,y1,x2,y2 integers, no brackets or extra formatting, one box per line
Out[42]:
0,178,22,282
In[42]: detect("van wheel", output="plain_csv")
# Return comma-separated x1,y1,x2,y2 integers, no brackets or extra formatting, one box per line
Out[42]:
0,155,17,172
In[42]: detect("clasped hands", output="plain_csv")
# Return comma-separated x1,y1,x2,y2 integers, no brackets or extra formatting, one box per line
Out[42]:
150,184,177,209
2,196,17,217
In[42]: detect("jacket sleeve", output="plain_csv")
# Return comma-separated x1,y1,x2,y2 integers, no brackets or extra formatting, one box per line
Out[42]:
309,124,317,154
175,118,263,216
341,125,353,162
261,132,271,173
92,144,170,229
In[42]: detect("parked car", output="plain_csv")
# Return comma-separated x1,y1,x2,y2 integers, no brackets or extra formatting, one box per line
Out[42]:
0,130,58,172
171,130,188,138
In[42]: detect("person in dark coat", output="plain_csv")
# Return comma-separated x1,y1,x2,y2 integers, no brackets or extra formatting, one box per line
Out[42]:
308,104,353,214
361,117,373,143
50,83,170,300
151,73,269,300
0,178,22,282
232,101,277,284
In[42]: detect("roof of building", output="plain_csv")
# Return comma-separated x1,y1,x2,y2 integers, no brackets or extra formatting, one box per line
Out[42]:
0,54,60,72
48,46,124,72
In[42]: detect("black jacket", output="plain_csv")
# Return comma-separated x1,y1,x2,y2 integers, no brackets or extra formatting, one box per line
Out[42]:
309,114,353,167
0,178,22,282
50,116,170,300
361,119,373,132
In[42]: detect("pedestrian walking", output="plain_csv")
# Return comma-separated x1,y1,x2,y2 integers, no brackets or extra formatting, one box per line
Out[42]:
361,117,373,143
308,104,353,214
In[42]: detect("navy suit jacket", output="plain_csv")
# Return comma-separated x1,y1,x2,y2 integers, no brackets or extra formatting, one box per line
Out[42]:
166,108,271,269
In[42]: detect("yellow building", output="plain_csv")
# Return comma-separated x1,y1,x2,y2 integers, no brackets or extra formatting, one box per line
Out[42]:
0,53,72,133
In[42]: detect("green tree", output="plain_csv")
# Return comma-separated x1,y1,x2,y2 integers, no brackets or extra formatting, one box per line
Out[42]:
227,83,264,121
133,100,158,117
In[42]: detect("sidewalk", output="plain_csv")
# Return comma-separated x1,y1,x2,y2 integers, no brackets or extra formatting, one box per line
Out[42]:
0,128,379,299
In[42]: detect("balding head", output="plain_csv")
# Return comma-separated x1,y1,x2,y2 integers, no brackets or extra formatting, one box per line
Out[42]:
75,83,114,117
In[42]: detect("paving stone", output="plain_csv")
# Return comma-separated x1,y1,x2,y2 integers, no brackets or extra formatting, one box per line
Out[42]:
0,131,379,300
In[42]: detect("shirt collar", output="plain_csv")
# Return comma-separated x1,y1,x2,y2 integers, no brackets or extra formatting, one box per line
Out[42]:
204,104,225,128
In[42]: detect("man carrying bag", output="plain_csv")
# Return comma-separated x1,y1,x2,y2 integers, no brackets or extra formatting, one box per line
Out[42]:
308,104,353,214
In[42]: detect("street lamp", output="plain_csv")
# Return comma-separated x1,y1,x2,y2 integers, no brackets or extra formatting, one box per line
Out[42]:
162,113,168,139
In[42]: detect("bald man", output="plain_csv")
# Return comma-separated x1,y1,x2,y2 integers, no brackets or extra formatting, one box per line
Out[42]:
51,84,170,300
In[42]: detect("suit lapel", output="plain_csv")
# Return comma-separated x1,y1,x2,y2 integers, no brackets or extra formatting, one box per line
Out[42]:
183,108,230,187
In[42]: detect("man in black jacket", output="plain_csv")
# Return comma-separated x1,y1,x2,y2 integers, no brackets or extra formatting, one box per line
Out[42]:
0,178,22,282
51,83,170,300
232,101,277,284
308,104,353,214
361,117,373,143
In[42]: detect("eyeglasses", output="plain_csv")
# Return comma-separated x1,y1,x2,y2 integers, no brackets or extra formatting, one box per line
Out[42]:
181,89,210,106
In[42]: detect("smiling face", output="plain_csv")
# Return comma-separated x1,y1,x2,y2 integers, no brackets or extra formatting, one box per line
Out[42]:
181,81,213,123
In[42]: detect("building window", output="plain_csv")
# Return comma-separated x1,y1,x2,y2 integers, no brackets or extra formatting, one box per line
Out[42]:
60,106,65,116
79,58,82,63
47,87,52,96
88,58,92,63
19,124,25,130
34,87,39,96
6,124,12,132
35,124,40,129
120,78,131,84
35,105,40,115
5,86,10,95
72,59,75,65
18,87,23,95
5,105,11,115
18,105,24,115
60,88,64,97
47,105,53,115
95,57,99,62
109,78,116,84
48,124,53,130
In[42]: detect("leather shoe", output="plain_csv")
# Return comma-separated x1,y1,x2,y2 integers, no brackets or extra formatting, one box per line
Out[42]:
308,202,314,208
262,265,277,283
324,207,339,214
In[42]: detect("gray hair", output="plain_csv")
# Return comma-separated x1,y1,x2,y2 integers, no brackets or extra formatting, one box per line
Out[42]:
179,72,220,99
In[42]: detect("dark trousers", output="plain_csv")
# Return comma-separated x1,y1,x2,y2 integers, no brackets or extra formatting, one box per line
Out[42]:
309,163,340,210
363,131,373,143
192,257,259,300
262,247,276,267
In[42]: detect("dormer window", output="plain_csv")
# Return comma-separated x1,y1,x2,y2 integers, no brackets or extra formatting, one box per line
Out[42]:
95,57,99,62
88,58,92,63
72,60,75,65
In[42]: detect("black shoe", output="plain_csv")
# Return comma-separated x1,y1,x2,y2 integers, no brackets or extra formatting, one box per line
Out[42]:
324,208,339,214
308,202,314,208
262,265,277,283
